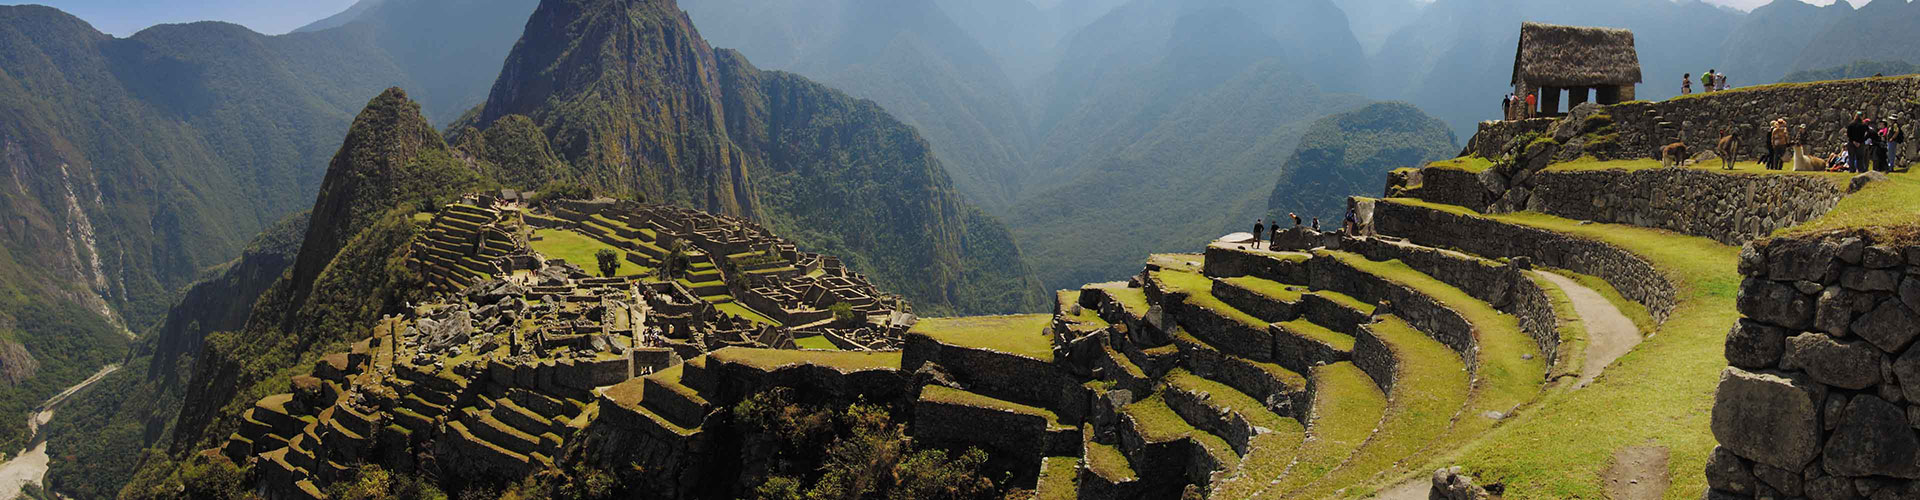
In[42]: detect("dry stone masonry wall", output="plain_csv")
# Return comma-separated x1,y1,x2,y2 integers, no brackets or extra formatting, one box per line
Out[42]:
1527,169,1843,245
1709,231,1920,498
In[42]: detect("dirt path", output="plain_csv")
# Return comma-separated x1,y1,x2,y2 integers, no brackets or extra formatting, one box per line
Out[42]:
0,363,121,499
1532,271,1642,389
1369,477,1430,499
1603,445,1671,499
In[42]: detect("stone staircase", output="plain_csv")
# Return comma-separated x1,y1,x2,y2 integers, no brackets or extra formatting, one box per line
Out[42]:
411,203,521,291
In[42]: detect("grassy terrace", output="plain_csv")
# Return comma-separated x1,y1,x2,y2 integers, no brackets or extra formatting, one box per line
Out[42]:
1293,316,1469,499
1209,427,1306,499
1255,362,1385,499
708,348,903,373
1313,290,1376,315
908,314,1055,361
1381,197,1740,498
1036,456,1079,500
1057,290,1111,329
1423,156,1494,173
792,335,838,350
1274,319,1356,352
1164,368,1289,431
530,228,651,277
1782,168,1920,239
1085,432,1138,482
1150,269,1273,337
920,385,1063,428
1098,285,1151,317
713,302,779,326
1322,250,1545,402
1221,276,1306,303
1555,268,1657,337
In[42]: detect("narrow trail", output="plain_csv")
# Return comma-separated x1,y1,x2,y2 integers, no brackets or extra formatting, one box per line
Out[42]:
1530,271,1642,389
0,363,122,499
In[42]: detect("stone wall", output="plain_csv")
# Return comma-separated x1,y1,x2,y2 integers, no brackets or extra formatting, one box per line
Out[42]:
1527,169,1844,245
1463,117,1555,159
901,334,1087,423
1308,255,1476,366
1389,167,1492,214
1708,231,1920,498
1373,200,1678,323
1350,324,1398,394
1604,77,1919,164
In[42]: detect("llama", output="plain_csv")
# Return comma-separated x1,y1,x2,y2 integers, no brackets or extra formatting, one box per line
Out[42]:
1717,129,1740,170
1792,144,1827,172
1661,142,1689,168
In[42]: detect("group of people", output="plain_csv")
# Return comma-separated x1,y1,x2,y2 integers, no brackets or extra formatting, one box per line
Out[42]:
1247,213,1320,249
1502,92,1537,121
1838,112,1905,173
1682,69,1730,95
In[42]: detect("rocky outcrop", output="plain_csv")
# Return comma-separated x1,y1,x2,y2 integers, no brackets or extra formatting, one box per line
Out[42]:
1709,231,1920,497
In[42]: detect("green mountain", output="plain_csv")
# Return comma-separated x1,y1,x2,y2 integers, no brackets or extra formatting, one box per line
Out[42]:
1716,0,1853,85
1788,0,1920,78
1267,102,1458,224
462,0,1043,314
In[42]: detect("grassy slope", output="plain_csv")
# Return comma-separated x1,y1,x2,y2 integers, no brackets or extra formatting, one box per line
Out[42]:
1294,315,1468,499
529,228,650,277
1383,197,1740,499
907,314,1054,361
1255,362,1384,499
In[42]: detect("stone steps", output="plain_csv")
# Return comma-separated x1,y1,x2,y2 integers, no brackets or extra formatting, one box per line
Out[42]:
460,407,543,458
1252,362,1386,498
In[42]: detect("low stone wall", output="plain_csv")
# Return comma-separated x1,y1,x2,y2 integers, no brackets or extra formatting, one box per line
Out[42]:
1709,231,1920,498
1394,167,1494,212
1527,169,1844,245
911,396,1051,487
1350,324,1398,393
1373,200,1677,323
1169,297,1274,364
1173,333,1309,418
1213,279,1301,322
1463,117,1555,159
1604,77,1920,164
1203,245,1311,284
1307,256,1476,367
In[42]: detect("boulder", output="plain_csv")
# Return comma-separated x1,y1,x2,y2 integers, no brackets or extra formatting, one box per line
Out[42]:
1823,395,1920,478
1852,299,1920,353
1900,277,1920,315
1739,242,1767,276
1753,462,1804,497
1894,348,1920,404
1816,286,1855,337
1724,320,1786,370
1843,268,1902,292
1865,246,1904,269
1711,368,1825,470
1738,277,1816,331
1850,171,1889,194
1784,333,1883,389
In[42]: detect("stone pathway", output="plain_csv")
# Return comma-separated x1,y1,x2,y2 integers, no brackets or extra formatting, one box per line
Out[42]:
1532,271,1642,389
0,363,120,499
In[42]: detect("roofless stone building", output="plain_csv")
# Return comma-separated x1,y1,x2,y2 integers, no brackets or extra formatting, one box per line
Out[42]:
1512,22,1641,117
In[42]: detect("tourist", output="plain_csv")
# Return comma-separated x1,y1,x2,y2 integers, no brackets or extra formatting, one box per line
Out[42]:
1502,94,1513,120
1888,116,1904,170
1704,69,1716,92
1290,212,1301,227
1270,224,1282,248
1717,72,1728,91
1344,207,1358,234
1682,73,1691,95
1311,217,1320,231
1253,219,1265,249
1847,113,1871,173
1525,93,1537,119
1769,118,1790,171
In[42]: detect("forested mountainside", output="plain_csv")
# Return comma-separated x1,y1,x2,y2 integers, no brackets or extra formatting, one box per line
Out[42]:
1787,0,1920,79
457,0,1042,314
1267,102,1457,224
1714,0,1854,88
1783,60,1920,83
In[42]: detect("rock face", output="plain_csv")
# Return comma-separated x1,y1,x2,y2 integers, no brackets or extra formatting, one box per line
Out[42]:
1711,231,1920,497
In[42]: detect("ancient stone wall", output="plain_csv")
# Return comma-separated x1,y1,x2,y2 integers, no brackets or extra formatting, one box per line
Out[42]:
1372,200,1677,323
1528,169,1844,245
1464,118,1556,159
1350,324,1398,393
901,334,1087,423
1307,256,1476,369
1393,167,1493,213
1605,77,1920,163
1709,231,1920,498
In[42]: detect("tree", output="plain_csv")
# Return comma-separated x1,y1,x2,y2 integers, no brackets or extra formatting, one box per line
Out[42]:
829,302,858,327
595,249,621,277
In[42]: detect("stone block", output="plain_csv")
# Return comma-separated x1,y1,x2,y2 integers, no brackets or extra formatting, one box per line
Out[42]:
1853,299,1920,353
1817,286,1856,337
1725,319,1786,370
1739,277,1816,331
1784,333,1883,389
1706,446,1758,496
1712,368,1825,470
1770,240,1840,283
1824,395,1920,478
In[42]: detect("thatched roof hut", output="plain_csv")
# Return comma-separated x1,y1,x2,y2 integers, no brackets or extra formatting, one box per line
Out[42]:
1510,22,1642,89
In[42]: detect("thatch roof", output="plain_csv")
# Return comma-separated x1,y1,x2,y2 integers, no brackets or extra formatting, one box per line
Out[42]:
1511,22,1642,88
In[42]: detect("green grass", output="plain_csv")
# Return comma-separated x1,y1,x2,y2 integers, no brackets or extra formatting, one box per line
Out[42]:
1036,456,1080,500
1312,290,1376,314
1120,394,1195,443
1096,284,1151,317
792,335,838,350
1151,269,1271,332
1254,362,1385,499
529,228,651,277
1209,428,1306,499
1426,156,1495,173
1085,434,1138,482
1779,168,1920,240
714,302,779,327
708,348,903,373
1057,290,1111,329
1379,197,1740,499
920,385,1063,426
1290,316,1469,499
908,314,1055,361
1221,276,1307,302
1274,319,1356,352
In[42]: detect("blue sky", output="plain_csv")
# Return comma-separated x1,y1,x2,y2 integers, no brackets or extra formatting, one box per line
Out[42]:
10,0,359,36
1,0,1879,38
